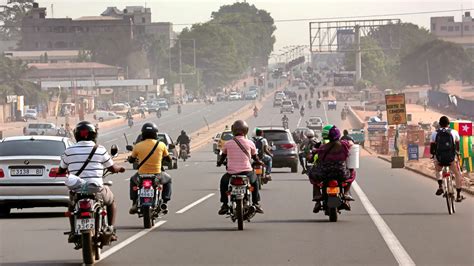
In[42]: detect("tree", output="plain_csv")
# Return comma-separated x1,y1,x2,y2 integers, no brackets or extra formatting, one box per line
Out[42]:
0,55,45,104
400,40,470,89
0,0,34,40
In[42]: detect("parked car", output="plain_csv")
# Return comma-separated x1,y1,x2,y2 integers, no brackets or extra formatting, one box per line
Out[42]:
23,122,58,136
258,126,298,173
110,103,130,115
94,110,122,122
280,100,295,114
306,116,324,131
0,136,73,216
229,92,241,101
132,132,178,170
24,109,38,120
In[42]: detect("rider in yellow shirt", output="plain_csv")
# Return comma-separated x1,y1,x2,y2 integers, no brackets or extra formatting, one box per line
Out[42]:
128,123,173,214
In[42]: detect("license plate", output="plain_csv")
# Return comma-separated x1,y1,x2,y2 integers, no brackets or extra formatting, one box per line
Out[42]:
140,189,155,198
10,168,43,176
231,186,246,195
255,168,263,175
75,218,94,232
327,187,340,194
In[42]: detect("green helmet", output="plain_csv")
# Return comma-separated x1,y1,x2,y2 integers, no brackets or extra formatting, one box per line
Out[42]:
322,124,334,140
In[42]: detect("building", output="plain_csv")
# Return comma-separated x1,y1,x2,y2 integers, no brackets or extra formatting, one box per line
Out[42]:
431,12,474,49
20,3,133,51
101,6,174,45
24,62,122,82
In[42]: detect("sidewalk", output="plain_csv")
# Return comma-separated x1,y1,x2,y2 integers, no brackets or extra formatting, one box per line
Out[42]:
347,104,474,195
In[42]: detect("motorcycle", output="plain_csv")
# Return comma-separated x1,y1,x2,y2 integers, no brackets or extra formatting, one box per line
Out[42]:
177,105,182,114
253,163,267,189
253,110,258,118
179,144,189,161
128,117,134,128
300,109,305,117
316,100,321,109
341,110,347,120
308,101,313,109
156,110,162,118
66,145,119,265
224,175,256,230
282,120,289,130
134,174,168,228
318,179,350,222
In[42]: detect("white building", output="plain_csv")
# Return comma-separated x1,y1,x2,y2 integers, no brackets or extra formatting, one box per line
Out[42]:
431,12,474,49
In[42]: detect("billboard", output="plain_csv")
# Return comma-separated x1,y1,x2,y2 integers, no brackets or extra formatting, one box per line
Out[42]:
385,93,407,125
333,72,355,86
337,29,355,52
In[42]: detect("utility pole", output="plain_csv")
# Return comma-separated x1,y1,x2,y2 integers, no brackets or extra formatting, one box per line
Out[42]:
426,60,431,89
355,25,362,82
179,39,183,98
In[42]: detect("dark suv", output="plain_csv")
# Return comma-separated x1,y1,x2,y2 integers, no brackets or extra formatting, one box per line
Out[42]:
258,126,298,173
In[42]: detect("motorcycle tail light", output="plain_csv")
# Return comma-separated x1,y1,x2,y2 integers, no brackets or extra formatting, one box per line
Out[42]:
80,212,91,218
0,169,4,178
442,172,450,178
328,180,339,187
142,180,153,189
143,198,151,203
100,210,107,217
231,177,245,186
79,200,92,210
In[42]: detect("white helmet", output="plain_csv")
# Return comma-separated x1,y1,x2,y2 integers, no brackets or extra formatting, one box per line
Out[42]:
305,129,315,138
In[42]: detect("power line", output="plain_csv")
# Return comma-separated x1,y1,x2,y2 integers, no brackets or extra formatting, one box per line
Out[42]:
0,8,472,28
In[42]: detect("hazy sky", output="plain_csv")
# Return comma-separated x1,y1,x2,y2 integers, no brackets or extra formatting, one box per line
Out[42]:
19,0,474,51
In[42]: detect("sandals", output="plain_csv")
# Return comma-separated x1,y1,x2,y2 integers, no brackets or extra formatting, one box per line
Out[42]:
455,195,465,202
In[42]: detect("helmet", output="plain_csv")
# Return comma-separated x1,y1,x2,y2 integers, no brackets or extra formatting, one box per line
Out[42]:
322,124,334,140
305,129,315,138
74,121,97,142
231,120,249,136
141,122,158,140
328,125,341,142
181,130,186,135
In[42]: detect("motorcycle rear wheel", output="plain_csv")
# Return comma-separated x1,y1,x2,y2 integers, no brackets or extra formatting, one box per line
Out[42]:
236,199,244,230
142,206,152,229
81,231,95,264
328,207,338,222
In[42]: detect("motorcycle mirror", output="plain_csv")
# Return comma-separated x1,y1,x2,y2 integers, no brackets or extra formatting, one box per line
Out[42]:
126,145,133,152
168,144,176,149
110,145,119,157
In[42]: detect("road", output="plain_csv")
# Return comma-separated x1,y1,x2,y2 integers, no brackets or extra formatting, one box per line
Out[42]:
0,90,473,266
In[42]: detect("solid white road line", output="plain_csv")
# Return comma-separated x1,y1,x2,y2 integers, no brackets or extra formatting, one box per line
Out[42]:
352,182,415,266
176,193,215,214
297,117,302,128
98,220,167,262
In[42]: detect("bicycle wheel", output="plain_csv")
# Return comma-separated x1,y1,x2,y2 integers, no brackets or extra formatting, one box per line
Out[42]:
444,179,452,215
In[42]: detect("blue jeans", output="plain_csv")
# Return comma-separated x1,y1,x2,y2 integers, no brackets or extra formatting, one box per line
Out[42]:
262,155,272,174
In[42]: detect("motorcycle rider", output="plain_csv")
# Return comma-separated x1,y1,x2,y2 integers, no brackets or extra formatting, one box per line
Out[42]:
58,121,125,242
308,100,313,109
217,120,264,215
253,105,259,117
177,104,182,114
299,129,320,174
341,129,354,142
282,114,289,128
300,105,305,116
316,98,321,108
298,94,303,102
309,125,355,213
252,128,273,181
176,130,191,156
156,107,162,118
430,116,464,202
128,123,173,214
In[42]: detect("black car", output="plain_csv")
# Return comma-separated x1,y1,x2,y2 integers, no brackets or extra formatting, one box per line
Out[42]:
259,126,298,173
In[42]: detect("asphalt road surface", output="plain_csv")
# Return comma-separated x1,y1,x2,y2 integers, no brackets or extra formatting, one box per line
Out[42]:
0,91,473,266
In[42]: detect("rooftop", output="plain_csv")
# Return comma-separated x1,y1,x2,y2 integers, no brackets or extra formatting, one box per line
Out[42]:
75,16,121,21
28,62,118,70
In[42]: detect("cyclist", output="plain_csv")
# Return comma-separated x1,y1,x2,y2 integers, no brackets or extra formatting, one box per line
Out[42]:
128,123,173,214
430,116,464,202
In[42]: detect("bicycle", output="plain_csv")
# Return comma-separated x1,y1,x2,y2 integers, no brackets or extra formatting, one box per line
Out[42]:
441,166,456,215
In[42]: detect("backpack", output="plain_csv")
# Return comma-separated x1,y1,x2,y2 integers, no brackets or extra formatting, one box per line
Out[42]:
435,128,455,166
252,137,264,158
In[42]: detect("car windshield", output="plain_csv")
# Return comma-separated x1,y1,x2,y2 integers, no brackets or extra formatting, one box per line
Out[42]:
263,130,290,142
0,140,65,156
221,132,233,140
309,118,322,123
26,110,36,113
282,101,292,105
157,135,169,145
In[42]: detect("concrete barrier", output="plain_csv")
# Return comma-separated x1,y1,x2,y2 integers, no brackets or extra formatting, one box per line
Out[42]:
347,106,365,129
